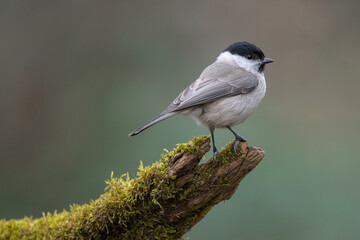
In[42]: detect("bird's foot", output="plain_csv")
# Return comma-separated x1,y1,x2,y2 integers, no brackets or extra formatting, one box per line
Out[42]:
213,147,219,161
234,135,247,155
227,126,247,155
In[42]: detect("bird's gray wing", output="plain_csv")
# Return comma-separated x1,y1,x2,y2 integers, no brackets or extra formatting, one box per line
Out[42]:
162,62,259,114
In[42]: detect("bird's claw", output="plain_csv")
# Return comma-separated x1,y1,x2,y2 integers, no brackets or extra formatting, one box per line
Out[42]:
234,138,239,155
213,148,219,161
234,136,247,155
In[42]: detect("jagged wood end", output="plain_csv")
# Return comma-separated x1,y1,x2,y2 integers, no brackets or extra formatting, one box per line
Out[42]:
0,136,264,240
164,136,264,238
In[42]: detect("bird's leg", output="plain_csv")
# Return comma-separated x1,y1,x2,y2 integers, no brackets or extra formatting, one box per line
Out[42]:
210,129,219,161
227,127,247,154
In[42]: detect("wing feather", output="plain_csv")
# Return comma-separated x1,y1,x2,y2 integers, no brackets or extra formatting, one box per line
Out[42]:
161,62,258,114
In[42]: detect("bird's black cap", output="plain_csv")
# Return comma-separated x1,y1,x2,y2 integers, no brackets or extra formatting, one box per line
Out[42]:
224,41,265,61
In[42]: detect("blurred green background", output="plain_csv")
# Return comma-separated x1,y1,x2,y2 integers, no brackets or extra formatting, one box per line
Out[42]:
1,0,360,239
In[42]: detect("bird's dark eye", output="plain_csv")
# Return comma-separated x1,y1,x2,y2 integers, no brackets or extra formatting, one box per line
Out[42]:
246,54,252,60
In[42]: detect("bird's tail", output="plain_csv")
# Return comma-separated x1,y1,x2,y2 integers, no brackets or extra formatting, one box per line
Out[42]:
128,112,176,136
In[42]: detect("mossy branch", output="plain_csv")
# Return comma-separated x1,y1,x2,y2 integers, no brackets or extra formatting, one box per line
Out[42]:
0,136,264,240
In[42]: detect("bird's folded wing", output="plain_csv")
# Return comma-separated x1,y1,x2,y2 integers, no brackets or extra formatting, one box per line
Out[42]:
162,62,258,114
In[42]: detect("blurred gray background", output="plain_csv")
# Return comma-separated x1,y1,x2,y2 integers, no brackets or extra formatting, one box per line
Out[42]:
1,0,360,239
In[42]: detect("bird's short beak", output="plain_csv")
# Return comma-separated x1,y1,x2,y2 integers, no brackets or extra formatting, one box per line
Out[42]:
263,57,274,64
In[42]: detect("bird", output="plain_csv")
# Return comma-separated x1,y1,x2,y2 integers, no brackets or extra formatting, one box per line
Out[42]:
129,41,273,160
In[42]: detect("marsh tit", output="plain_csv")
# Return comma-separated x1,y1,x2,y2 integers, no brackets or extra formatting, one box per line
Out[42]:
129,41,273,160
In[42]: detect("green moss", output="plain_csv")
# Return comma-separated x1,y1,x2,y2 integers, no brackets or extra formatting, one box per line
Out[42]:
160,135,209,164
0,135,246,240
0,136,211,240
215,139,245,165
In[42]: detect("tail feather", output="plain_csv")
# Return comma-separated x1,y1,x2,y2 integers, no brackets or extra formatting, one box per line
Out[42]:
128,112,176,136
